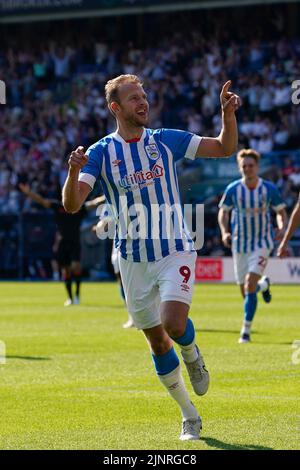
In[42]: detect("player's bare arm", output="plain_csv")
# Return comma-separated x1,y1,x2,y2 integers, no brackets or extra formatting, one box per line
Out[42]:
62,146,91,213
274,208,288,241
19,183,52,209
218,207,232,248
277,199,300,258
196,80,241,158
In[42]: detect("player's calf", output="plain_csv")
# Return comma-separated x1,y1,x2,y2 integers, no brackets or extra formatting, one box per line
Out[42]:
171,318,210,396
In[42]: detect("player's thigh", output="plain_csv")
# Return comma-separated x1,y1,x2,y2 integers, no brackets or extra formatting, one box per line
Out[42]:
233,251,248,285
118,255,161,330
157,251,197,306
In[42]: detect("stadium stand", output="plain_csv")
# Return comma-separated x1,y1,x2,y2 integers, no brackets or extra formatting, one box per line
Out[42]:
0,4,300,278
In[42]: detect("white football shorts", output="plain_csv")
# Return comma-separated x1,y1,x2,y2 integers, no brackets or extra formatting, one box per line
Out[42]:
111,244,120,275
233,248,271,285
118,251,197,330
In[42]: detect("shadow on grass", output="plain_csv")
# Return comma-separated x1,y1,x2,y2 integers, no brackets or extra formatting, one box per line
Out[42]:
196,329,240,335
6,356,51,361
253,340,295,345
196,329,261,335
202,436,273,450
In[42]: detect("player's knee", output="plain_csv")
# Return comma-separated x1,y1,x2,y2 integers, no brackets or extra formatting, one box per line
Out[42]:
163,321,185,340
244,276,257,293
147,329,172,356
150,338,171,356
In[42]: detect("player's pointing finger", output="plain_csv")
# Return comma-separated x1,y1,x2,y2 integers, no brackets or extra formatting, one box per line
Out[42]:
221,80,231,96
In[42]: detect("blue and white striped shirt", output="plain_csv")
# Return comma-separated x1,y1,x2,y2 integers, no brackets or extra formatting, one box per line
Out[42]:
219,178,286,253
79,128,202,262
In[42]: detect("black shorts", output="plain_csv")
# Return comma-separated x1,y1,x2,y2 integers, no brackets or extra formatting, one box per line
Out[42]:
57,239,81,267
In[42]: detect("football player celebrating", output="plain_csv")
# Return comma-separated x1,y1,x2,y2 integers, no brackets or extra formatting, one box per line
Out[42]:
63,74,241,440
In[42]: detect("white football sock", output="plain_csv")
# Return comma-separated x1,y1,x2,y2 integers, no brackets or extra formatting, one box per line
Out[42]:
257,277,268,292
158,365,199,420
241,320,252,335
180,339,199,363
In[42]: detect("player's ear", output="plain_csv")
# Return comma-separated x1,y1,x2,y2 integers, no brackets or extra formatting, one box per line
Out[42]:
110,101,119,114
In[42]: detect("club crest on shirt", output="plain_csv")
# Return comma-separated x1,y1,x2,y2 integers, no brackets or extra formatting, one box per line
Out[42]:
145,143,161,161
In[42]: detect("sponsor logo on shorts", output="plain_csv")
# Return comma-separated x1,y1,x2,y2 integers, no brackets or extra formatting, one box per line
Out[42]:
181,284,190,293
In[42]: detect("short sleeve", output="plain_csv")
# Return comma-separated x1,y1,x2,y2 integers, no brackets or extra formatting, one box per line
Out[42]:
160,129,202,162
269,184,286,212
219,185,234,211
78,145,103,189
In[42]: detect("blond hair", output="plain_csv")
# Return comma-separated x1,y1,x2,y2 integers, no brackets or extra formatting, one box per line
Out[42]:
105,74,143,108
237,148,261,165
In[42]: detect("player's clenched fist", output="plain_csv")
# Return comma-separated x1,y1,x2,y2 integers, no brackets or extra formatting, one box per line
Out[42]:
222,232,232,248
68,146,88,171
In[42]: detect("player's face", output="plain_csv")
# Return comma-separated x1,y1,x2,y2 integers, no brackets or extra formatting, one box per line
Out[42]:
239,157,259,179
116,83,149,127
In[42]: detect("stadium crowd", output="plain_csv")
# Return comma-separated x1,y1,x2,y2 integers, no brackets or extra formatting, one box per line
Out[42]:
0,9,300,265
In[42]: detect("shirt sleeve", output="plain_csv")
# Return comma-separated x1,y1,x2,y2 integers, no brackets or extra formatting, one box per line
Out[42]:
269,184,286,212
160,129,202,162
78,145,103,189
218,186,234,211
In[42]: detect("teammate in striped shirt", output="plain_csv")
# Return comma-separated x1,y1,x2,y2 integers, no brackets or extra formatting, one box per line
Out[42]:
62,74,241,440
218,149,287,343
277,192,300,258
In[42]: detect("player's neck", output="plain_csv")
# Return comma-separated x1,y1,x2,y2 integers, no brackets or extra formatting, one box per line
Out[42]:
116,123,144,142
243,176,259,189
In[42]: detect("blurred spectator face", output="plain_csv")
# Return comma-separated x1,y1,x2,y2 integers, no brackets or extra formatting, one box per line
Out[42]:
238,156,259,180
114,82,149,127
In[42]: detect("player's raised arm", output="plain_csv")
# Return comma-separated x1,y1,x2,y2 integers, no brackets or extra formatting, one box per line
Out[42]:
277,196,300,258
62,146,91,213
195,80,241,158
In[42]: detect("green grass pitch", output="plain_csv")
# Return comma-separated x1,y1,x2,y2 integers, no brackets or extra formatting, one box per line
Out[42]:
0,282,299,450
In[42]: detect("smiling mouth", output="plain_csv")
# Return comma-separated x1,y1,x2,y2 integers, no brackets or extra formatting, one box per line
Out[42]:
137,110,147,116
